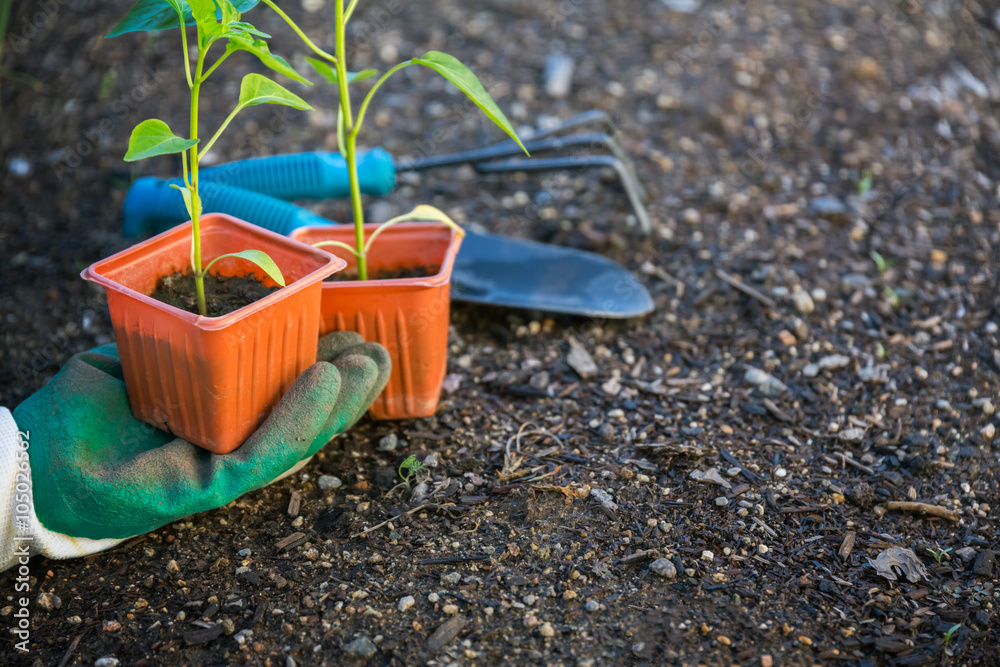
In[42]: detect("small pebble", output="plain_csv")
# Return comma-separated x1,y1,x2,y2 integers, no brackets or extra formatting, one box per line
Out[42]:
585,600,600,612
441,572,462,586
36,592,59,612
955,547,977,564
539,622,555,638
233,629,253,645
744,368,787,397
94,659,120,667
166,560,180,574
377,433,398,452
775,468,787,478
343,636,377,658
428,593,440,603
8,156,31,177
701,550,715,562
792,290,815,314
650,558,677,579
682,208,701,225
758,544,769,555
544,53,575,98
317,475,342,490
442,604,459,615
398,596,415,612
715,496,729,507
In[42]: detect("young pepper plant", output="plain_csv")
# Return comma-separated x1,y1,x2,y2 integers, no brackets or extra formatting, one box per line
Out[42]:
109,0,313,316
262,0,528,280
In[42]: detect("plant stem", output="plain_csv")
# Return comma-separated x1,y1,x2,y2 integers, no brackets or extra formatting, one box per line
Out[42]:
200,50,229,83
190,47,207,316
345,131,367,279
352,61,412,139
179,14,193,88
333,0,367,279
261,0,337,64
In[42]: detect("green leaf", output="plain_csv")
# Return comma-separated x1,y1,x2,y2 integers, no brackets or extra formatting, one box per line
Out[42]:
238,73,312,109
229,21,270,38
363,204,463,255
169,183,201,220
107,0,186,38
124,119,198,161
107,0,261,38
412,51,527,154
188,0,222,44
225,33,312,85
208,250,286,287
305,58,377,86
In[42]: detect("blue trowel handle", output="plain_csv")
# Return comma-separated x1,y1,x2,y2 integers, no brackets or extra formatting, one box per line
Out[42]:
195,148,397,201
123,177,335,237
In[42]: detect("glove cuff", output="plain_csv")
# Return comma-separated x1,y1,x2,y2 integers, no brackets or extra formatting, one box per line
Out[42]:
0,408,133,571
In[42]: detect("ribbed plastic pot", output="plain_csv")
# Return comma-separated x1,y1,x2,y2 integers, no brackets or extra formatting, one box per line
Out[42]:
290,222,462,420
81,213,345,454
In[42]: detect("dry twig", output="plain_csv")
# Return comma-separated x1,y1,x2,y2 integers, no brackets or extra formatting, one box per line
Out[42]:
885,501,959,522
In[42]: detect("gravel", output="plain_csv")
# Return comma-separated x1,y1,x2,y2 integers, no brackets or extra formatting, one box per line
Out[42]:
649,558,677,579
342,635,377,658
317,475,342,490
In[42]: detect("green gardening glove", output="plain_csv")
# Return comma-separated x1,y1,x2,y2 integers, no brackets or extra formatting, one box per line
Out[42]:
0,331,389,570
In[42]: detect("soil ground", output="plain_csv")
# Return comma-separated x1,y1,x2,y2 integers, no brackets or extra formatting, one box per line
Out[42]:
1,0,999,665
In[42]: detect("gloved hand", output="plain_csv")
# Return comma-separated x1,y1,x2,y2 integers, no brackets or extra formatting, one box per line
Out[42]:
0,331,389,571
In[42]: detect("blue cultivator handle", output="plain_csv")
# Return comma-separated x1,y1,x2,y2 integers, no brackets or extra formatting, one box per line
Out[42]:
197,148,395,201
123,178,336,237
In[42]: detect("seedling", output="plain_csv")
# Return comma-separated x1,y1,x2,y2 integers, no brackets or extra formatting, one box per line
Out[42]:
870,250,901,309
264,0,527,279
942,622,961,648
397,454,425,487
926,546,953,564
857,169,873,197
108,0,315,316
870,249,888,275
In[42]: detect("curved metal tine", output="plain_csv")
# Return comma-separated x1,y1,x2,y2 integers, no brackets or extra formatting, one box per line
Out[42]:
399,132,613,171
522,110,618,141
524,111,646,201
514,133,649,203
475,155,652,235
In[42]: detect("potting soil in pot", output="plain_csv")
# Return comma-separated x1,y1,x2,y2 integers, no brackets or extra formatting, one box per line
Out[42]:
150,271,279,317
324,264,440,282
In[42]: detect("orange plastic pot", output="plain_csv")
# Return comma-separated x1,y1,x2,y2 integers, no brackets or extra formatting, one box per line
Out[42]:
290,222,462,420
82,213,345,454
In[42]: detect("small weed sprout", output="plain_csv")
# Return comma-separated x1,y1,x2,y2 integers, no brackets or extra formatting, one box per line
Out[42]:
871,249,888,275
926,547,953,564
943,623,961,647
857,169,873,197
387,454,428,498
398,455,425,486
